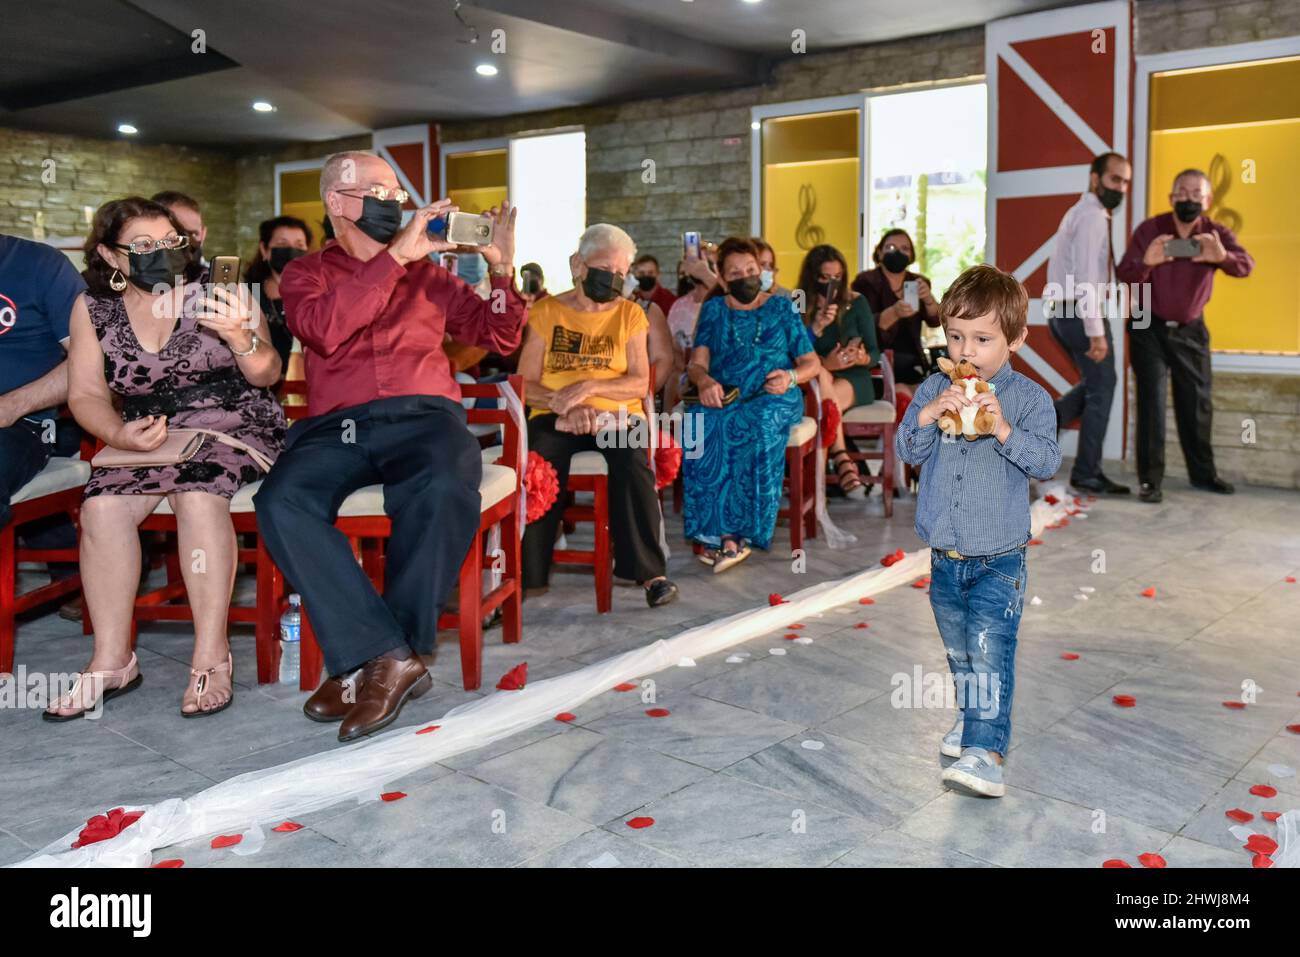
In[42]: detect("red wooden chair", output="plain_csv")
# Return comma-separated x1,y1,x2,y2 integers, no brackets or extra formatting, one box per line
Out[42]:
825,349,899,517
2,455,89,674
778,414,818,552
260,375,525,692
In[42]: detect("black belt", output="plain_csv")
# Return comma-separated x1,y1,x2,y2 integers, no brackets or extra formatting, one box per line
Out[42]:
121,371,251,421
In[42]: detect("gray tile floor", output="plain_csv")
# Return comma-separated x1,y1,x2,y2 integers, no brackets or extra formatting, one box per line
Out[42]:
3,470,1298,868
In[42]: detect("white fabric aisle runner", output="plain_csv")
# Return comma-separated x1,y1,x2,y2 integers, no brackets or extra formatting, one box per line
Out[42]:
18,488,1081,867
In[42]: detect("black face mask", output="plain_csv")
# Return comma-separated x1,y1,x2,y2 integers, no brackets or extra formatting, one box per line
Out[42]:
1174,200,1203,224
882,250,911,274
582,267,623,303
522,273,542,295
727,275,763,304
676,275,694,297
636,274,657,292
269,246,307,274
1096,185,1124,210
127,248,190,292
351,195,404,243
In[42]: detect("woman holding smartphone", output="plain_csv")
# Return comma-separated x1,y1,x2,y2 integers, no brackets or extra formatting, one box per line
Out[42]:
851,229,941,400
797,244,880,499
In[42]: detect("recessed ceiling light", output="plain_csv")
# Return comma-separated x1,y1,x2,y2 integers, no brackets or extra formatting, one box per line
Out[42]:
252,100,276,112
742,0,762,4
476,63,498,77
117,123,138,135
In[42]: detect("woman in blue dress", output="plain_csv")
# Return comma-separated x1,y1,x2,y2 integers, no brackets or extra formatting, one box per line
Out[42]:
682,237,821,573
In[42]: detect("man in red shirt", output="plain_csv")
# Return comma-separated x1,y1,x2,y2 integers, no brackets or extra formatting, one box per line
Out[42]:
255,150,526,741
1116,168,1253,504
630,254,677,317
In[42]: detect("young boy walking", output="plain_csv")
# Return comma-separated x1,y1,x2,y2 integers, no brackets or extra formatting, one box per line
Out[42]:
895,265,1061,796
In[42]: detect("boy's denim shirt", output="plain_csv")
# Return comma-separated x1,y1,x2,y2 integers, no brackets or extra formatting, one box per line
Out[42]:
895,360,1062,556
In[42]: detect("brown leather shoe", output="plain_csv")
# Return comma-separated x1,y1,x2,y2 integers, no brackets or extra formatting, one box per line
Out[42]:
337,654,433,742
303,668,363,723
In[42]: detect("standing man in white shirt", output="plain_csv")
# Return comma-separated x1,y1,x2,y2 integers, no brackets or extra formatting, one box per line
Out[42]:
1044,151,1131,495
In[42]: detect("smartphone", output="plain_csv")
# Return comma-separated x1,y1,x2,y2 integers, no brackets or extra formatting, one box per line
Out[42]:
823,276,842,302
683,230,702,260
209,255,240,285
1164,237,1201,258
439,252,459,272
845,336,863,352
903,280,920,310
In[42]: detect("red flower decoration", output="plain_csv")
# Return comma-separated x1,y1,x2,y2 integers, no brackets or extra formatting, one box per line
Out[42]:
645,708,670,718
1028,538,1044,546
555,712,576,722
272,821,303,833
654,432,682,490
381,791,407,802
1222,701,1246,710
1060,653,1080,661
854,622,869,629
1252,853,1274,868
151,859,184,868
1248,784,1277,798
524,451,560,523
911,577,930,589
626,817,655,829
1225,808,1254,823
768,593,787,605
1245,834,1279,855
820,398,841,450
783,633,799,641
1286,724,1300,734
1044,494,1059,505
612,682,638,692
496,662,528,691
1137,852,1166,868
1112,694,1136,707
1140,587,1156,598
1262,811,1282,823
71,807,144,849
881,549,905,567
858,597,875,605
210,834,243,849
1101,859,1131,868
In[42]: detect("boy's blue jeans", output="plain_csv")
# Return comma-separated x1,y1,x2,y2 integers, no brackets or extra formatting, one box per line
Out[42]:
928,545,1027,756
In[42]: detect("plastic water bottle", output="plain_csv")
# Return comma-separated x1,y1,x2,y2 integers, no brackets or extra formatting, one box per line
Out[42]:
278,595,301,684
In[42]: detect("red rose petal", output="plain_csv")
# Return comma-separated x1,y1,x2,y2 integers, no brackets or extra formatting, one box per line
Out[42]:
626,816,655,829
1102,859,1131,868
380,791,407,802
415,724,441,735
911,577,930,589
1286,576,1296,583
151,859,184,868
787,623,804,630
1044,494,1059,505
1222,701,1247,710
1060,653,1080,660
1225,808,1254,823
555,712,576,722
272,821,303,833
783,633,799,641
210,834,243,849
1287,724,1300,734
1252,853,1274,868
1028,538,1044,546
645,708,670,718
853,622,869,629
1244,834,1279,855
1262,811,1282,823
1140,587,1156,598
613,682,638,692
880,548,905,567
768,593,786,605
1137,852,1167,868
1248,784,1277,798
1112,694,1136,707
858,597,875,605
495,662,528,691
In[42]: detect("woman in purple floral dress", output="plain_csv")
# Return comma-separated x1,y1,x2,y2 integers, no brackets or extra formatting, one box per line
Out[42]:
45,197,285,722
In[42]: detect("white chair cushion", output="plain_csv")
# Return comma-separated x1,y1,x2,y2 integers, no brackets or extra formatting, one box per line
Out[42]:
469,422,500,439
151,479,263,516
481,445,504,466
570,451,608,476
786,416,816,448
10,457,91,505
337,464,516,517
843,401,897,425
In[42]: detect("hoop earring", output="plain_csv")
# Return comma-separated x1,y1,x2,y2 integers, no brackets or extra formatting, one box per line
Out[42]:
109,269,127,292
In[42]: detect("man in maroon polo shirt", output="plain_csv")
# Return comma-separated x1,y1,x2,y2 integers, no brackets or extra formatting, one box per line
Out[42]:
255,150,526,741
1116,168,1253,504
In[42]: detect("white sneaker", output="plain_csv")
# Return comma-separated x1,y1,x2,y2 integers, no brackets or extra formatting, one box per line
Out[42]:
941,747,1005,797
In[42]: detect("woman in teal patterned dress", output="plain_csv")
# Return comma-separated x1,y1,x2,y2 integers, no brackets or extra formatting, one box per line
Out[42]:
682,237,821,573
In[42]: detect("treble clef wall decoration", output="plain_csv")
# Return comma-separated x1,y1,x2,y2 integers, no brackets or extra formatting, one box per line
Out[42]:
1207,153,1243,233
795,183,826,250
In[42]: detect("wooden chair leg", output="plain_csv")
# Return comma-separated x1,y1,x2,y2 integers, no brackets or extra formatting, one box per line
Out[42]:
803,445,817,539
786,447,803,552
883,426,896,519
1,523,15,675
593,479,612,613
457,530,484,691
254,540,280,684
502,510,521,644
298,607,324,692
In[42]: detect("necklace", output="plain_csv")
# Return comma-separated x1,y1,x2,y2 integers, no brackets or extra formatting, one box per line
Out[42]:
727,302,764,346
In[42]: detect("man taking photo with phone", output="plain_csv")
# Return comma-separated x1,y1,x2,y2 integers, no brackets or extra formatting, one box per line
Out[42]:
1116,168,1253,503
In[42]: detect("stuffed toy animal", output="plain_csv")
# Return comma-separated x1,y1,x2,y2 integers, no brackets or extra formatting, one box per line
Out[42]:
936,356,997,440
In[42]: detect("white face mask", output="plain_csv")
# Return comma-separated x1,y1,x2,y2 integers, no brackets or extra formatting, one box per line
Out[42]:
760,269,774,292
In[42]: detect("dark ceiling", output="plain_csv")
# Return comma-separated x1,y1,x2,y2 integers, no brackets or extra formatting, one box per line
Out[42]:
0,0,1088,147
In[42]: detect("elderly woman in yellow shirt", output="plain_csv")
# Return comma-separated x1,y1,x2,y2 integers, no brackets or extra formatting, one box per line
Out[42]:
517,223,677,609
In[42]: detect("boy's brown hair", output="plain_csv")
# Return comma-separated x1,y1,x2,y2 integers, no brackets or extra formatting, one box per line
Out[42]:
940,263,1028,344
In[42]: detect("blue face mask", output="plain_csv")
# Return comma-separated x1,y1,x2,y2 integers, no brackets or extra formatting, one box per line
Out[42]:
760,269,774,292
457,253,486,285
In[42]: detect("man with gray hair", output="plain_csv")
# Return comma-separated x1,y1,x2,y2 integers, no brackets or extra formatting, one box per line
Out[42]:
256,150,526,740
1117,168,1253,503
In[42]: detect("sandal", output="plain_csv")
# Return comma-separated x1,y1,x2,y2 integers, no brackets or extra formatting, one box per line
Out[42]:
713,535,751,574
42,653,143,722
830,449,866,499
181,652,234,718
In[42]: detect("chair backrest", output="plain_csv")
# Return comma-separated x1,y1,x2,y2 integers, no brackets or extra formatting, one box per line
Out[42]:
872,349,897,405
462,374,524,493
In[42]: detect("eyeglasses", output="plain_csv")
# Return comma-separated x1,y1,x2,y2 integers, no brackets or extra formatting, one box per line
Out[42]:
113,234,189,255
333,185,409,204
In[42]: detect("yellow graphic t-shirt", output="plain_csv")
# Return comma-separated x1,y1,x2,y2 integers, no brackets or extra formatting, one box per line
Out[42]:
529,295,648,418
